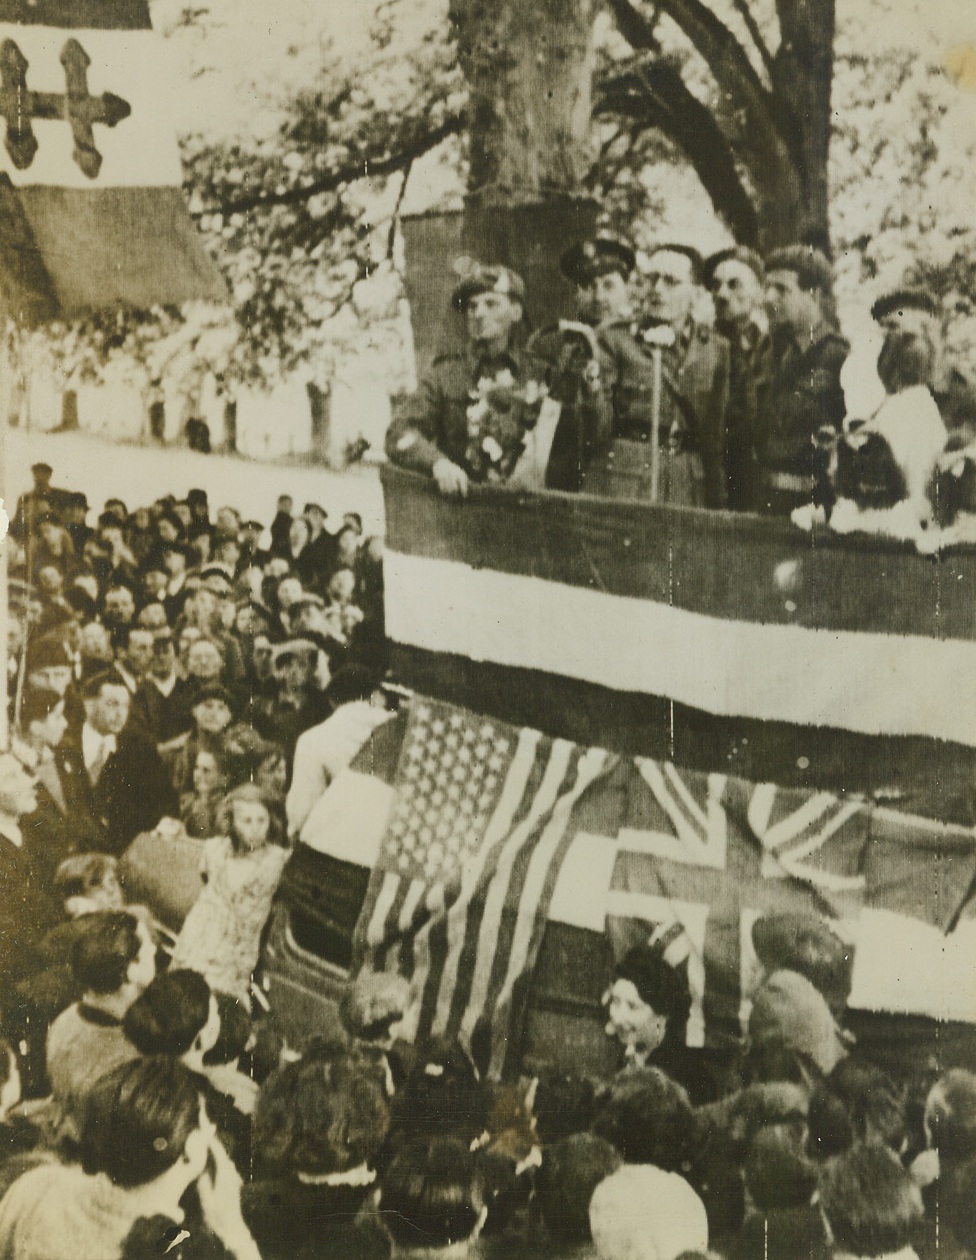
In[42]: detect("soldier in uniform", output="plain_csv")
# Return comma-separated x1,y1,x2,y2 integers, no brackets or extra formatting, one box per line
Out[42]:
704,247,767,511
385,262,536,498
756,245,849,515
585,244,730,508
870,287,976,440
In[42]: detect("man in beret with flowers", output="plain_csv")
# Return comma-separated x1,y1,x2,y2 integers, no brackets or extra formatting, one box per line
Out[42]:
386,260,545,497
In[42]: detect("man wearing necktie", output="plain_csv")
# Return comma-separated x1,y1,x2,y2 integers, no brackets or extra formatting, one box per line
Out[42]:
586,244,730,508
54,670,177,857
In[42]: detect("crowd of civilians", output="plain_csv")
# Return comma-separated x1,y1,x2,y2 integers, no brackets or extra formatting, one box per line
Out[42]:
0,470,975,1259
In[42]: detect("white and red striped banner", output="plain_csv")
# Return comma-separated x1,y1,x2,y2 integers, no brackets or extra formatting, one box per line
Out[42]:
381,467,976,820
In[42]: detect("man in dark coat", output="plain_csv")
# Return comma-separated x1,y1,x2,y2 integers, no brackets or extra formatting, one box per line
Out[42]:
586,244,730,507
0,750,60,1041
55,670,177,857
756,245,849,515
385,262,542,497
705,246,768,511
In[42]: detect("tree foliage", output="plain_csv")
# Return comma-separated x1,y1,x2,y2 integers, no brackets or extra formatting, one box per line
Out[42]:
26,0,976,402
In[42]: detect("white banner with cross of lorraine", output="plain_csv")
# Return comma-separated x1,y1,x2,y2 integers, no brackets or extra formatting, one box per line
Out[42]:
0,0,224,320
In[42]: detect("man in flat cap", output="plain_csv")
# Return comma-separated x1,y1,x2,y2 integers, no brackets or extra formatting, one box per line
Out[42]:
705,247,767,510
386,261,537,497
756,245,849,515
586,243,730,508
871,288,976,439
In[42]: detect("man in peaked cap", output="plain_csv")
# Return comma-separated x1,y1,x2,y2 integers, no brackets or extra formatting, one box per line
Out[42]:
385,259,538,498
559,231,637,328
756,244,849,515
705,246,767,510
871,286,976,439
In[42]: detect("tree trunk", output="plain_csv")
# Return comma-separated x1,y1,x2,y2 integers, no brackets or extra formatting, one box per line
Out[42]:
449,0,601,207
770,0,835,251
400,0,603,368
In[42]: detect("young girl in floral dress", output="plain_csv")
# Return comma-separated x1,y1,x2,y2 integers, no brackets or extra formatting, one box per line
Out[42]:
172,783,289,1004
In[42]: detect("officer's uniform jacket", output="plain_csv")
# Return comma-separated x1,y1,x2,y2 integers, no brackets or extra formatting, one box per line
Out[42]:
385,343,539,479
755,321,849,494
589,319,730,508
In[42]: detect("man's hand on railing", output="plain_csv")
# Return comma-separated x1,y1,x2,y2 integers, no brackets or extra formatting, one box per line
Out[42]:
433,457,470,498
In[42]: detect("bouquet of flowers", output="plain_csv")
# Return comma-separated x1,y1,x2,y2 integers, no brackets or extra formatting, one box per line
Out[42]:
464,368,549,483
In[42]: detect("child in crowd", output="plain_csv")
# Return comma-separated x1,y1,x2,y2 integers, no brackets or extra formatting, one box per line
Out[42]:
180,748,232,839
171,784,289,1004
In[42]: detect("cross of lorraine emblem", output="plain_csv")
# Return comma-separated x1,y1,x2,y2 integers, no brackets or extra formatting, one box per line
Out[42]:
0,37,131,179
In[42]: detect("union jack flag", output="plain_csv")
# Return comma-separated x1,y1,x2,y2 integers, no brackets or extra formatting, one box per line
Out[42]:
353,698,612,1078
608,763,872,1049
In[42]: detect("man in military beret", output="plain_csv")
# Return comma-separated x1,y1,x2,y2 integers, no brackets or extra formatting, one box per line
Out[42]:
756,245,849,515
705,247,767,510
870,287,976,439
385,261,537,497
586,243,730,507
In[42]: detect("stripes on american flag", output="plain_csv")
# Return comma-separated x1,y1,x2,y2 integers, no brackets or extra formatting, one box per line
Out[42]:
353,698,610,1078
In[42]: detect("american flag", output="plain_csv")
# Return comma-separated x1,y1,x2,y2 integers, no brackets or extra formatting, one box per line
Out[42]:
353,698,611,1078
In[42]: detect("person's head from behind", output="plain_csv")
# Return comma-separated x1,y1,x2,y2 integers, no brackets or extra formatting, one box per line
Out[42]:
531,1066,598,1144
81,1057,212,1196
0,1038,22,1121
925,1069,976,1165
21,684,68,752
745,1122,818,1211
819,1143,923,1259
379,1136,486,1255
392,1037,488,1147
826,1057,906,1154
70,910,155,998
203,992,252,1069
591,1065,695,1171
872,290,941,395
123,970,220,1073
54,853,123,917
217,782,284,853
589,1164,709,1260
254,1046,389,1178
748,969,848,1080
535,1133,622,1245
340,970,415,1048
0,751,38,820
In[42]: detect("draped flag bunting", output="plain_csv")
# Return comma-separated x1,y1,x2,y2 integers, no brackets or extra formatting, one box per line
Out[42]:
351,698,613,1079
285,695,976,1075
380,467,976,819
0,0,225,321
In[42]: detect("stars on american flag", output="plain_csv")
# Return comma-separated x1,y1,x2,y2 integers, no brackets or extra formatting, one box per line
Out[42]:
382,702,517,884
